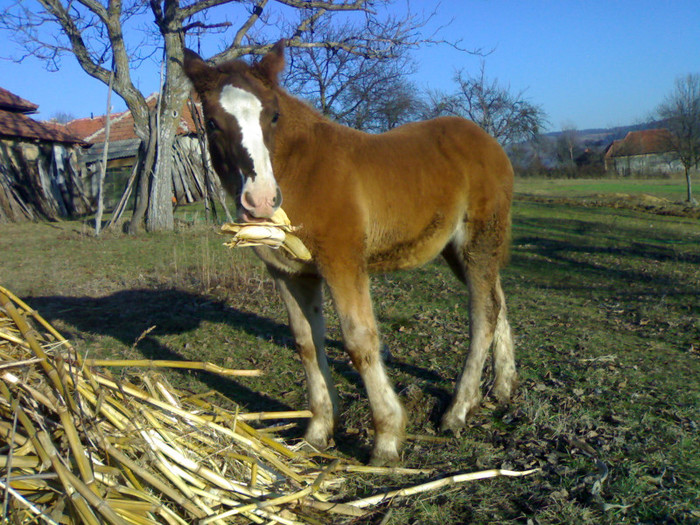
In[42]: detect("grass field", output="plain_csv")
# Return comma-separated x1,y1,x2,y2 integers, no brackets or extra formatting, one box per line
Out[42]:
514,176,692,200
1,179,699,523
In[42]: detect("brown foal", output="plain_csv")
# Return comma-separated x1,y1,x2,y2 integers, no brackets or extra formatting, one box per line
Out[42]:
183,41,517,465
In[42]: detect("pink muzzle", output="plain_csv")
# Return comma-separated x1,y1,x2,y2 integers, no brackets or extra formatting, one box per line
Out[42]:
240,178,282,219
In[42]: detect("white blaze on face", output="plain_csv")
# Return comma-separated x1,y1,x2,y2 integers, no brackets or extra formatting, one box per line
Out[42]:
219,84,277,216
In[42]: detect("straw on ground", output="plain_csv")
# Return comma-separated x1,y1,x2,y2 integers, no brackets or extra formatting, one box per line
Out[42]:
0,285,539,523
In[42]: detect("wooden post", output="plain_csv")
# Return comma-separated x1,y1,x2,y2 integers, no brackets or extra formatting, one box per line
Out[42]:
95,69,113,236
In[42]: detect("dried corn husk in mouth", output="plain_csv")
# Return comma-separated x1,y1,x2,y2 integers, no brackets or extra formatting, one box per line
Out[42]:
221,208,312,261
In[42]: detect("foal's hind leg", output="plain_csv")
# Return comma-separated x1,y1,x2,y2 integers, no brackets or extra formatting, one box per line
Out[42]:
492,276,517,403
440,245,516,432
273,272,339,450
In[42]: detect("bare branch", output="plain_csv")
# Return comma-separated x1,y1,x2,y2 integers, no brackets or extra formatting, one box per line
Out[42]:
183,20,232,33
233,0,269,48
273,0,368,11
35,0,112,83
432,63,547,145
178,0,240,21
75,0,108,23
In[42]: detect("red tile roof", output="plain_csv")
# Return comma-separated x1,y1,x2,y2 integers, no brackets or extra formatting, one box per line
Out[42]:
69,94,199,144
606,129,675,158
0,86,38,113
0,85,85,144
0,109,85,144
82,108,134,143
65,115,109,139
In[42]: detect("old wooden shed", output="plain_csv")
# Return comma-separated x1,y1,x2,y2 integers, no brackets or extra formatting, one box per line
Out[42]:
0,87,90,222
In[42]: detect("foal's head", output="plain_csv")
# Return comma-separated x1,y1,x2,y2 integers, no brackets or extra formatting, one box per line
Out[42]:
183,41,286,220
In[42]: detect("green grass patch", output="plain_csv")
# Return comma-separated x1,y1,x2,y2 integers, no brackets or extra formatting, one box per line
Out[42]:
1,197,699,524
515,176,695,200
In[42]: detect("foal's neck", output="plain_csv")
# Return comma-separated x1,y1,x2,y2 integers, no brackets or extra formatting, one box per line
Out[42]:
278,88,326,131
272,88,327,172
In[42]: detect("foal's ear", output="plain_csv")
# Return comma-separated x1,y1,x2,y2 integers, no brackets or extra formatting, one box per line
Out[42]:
256,40,286,86
182,48,212,87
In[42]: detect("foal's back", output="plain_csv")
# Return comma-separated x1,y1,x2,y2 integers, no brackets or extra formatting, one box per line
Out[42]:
286,114,514,273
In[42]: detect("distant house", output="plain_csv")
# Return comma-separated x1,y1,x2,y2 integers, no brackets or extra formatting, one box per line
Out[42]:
0,86,90,222
67,95,215,206
604,129,682,176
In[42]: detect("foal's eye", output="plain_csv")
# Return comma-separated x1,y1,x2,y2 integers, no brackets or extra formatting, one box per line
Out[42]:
271,112,280,124
207,119,219,132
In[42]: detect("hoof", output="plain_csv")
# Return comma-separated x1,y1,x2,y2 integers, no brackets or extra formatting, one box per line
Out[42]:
304,434,329,451
369,448,401,467
439,411,466,436
493,373,519,404
304,419,333,451
440,395,481,435
369,434,402,466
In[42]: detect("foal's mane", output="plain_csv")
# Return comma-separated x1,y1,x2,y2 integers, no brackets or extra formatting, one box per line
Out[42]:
215,43,285,88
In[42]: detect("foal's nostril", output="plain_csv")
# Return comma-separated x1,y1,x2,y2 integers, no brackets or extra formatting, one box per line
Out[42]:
272,186,283,208
242,190,257,211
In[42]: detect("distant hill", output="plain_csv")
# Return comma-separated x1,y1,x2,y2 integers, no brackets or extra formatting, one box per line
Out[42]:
545,121,666,150
507,120,668,171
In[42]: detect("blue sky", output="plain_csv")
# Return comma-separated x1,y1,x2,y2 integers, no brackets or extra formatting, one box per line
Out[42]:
1,0,698,131
414,0,700,130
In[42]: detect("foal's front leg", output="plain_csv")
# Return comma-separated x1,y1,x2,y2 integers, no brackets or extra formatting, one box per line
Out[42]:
273,273,339,450
327,269,406,465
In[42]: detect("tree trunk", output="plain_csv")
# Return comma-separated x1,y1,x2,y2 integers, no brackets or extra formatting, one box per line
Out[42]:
686,167,696,204
146,121,177,231
143,16,193,233
128,112,158,234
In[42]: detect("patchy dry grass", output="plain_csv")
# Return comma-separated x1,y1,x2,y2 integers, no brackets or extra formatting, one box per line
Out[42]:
1,185,699,523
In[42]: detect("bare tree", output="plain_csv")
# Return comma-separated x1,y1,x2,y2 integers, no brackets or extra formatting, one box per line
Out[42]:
431,63,547,145
282,10,424,131
555,123,580,173
658,73,700,204
339,70,428,132
1,1,443,232
48,111,76,124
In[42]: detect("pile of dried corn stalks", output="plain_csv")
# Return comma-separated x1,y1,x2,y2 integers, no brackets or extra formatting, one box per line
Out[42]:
0,285,538,524
0,286,350,524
